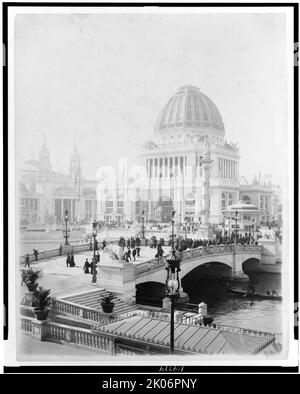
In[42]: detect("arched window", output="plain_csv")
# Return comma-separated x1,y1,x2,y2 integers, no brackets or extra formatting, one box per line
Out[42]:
242,195,251,205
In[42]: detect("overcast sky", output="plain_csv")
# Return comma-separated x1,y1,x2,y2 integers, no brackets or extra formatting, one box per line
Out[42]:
15,12,288,186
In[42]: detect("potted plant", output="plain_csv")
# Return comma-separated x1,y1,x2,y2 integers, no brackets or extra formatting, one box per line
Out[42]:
100,293,115,313
22,269,40,292
33,287,51,321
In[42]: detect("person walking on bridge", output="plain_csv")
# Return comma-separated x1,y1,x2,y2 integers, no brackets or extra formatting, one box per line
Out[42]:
132,248,137,261
66,254,71,267
33,249,38,261
24,253,30,268
83,258,90,274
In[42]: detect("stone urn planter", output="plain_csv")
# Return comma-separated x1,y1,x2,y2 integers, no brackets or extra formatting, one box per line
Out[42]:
100,293,115,314
33,287,51,321
27,283,38,292
33,308,50,321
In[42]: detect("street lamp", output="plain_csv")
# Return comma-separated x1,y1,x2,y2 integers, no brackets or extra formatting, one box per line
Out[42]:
252,218,255,243
63,210,70,246
141,210,145,239
92,220,98,284
165,210,181,354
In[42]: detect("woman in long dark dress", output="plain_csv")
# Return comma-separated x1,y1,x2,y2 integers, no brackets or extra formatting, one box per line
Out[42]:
83,259,90,274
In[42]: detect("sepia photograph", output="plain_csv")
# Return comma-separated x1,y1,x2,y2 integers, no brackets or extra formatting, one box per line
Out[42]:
2,3,298,372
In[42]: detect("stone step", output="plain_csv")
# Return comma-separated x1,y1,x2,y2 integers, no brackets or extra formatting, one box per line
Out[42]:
67,296,126,307
61,289,136,315
65,291,114,302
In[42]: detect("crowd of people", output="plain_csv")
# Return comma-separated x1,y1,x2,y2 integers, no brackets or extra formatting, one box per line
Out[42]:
23,230,261,272
83,252,100,274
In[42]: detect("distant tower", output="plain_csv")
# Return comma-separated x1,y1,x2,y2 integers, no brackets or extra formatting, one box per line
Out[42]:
70,141,81,181
39,134,52,178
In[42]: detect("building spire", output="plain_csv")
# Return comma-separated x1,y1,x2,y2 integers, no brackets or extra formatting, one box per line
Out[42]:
39,134,51,177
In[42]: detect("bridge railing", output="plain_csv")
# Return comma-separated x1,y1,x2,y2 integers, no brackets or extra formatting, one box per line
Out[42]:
18,238,124,265
18,243,91,265
135,244,262,276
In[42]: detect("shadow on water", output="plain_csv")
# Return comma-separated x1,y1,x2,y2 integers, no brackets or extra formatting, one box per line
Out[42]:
182,268,282,333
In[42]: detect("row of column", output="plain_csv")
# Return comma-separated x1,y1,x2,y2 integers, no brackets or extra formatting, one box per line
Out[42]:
22,198,39,211
146,156,187,178
55,199,77,220
218,158,237,179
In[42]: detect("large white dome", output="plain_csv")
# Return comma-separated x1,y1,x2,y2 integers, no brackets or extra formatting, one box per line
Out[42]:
154,85,225,135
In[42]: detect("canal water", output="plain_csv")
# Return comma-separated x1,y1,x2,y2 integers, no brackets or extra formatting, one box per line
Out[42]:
185,272,282,335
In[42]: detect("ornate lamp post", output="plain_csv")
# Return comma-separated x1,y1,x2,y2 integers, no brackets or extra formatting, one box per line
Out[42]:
63,210,70,246
92,220,98,284
165,210,181,354
141,210,145,239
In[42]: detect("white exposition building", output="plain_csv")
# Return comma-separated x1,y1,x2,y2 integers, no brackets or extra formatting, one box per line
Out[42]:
97,85,240,227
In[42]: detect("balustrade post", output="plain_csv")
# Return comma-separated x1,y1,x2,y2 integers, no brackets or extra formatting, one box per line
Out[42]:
110,338,116,355
65,328,74,343
31,320,49,342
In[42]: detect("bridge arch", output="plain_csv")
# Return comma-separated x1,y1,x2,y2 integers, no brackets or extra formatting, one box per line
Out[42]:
181,261,233,283
242,257,261,274
179,254,234,280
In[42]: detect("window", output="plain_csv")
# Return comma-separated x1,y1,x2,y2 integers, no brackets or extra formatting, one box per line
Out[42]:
185,200,195,206
117,201,123,207
106,201,113,208
260,196,264,210
221,192,226,210
228,193,233,206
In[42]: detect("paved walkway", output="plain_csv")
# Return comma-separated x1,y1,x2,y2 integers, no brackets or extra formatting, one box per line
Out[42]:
20,246,170,298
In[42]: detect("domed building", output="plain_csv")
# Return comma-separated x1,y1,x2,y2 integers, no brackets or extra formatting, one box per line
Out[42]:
139,85,240,228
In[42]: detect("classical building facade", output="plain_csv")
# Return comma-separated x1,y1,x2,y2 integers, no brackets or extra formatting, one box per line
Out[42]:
19,137,97,226
22,87,281,230
239,177,281,225
138,85,240,225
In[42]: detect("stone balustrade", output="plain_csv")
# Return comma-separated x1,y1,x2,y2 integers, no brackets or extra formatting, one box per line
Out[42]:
19,243,91,264
52,298,111,323
20,310,275,355
51,298,142,325
134,244,262,277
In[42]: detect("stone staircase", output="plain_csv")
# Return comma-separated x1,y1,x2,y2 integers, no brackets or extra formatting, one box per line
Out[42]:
61,289,137,315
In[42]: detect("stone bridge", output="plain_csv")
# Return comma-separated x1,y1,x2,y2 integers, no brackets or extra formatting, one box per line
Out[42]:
98,244,263,304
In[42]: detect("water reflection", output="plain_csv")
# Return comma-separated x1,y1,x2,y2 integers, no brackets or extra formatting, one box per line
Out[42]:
184,273,282,334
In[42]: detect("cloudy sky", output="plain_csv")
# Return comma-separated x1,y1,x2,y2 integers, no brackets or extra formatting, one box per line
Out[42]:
14,11,288,186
